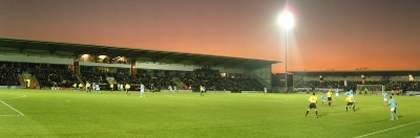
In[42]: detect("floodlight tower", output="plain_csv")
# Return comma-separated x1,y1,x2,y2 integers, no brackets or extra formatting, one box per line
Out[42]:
278,10,294,90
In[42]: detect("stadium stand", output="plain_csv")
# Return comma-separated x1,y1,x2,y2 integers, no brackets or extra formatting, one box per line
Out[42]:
292,70,420,95
0,38,276,92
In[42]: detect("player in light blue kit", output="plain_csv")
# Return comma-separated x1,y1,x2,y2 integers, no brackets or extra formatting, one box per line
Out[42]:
334,88,339,100
344,90,349,96
382,92,388,106
344,89,353,97
321,92,327,105
388,96,398,120
263,87,268,94
140,83,145,98
95,83,101,94
348,89,354,97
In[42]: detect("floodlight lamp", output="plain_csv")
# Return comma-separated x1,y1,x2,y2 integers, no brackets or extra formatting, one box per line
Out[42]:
81,54,89,58
278,10,295,30
98,55,107,59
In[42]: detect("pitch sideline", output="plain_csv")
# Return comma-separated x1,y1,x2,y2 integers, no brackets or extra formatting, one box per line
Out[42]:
353,120,420,138
0,100,25,116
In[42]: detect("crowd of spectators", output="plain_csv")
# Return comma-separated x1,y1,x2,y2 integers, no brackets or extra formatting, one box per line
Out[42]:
0,68,20,86
179,68,264,92
79,69,107,85
84,68,265,92
0,61,267,91
77,69,175,91
386,81,420,92
0,62,79,88
31,65,78,88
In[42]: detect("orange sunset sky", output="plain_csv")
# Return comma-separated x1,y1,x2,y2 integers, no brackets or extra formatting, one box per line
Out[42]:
1,0,419,73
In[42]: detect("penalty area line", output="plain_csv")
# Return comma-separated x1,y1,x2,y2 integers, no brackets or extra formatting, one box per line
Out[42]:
353,120,420,138
0,100,25,116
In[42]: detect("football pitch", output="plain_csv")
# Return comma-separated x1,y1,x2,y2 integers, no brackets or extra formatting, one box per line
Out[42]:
0,89,419,138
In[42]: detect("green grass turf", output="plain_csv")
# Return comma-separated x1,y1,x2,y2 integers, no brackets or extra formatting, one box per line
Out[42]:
0,89,419,138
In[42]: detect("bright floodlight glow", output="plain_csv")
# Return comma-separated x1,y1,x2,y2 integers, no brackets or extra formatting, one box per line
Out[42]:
81,54,89,58
278,10,295,30
98,55,107,59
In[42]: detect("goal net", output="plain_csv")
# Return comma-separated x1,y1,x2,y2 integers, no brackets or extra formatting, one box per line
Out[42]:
356,85,385,95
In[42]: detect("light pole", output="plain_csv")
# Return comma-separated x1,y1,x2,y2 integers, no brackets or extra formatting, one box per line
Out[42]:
278,10,294,91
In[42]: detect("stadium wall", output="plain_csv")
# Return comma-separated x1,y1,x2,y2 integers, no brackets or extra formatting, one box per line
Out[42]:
251,65,272,87
135,62,246,74
135,62,198,71
0,53,73,65
214,66,245,74
79,62,131,68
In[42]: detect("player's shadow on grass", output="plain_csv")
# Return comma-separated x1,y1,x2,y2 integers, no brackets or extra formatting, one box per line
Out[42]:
318,113,328,117
317,108,359,117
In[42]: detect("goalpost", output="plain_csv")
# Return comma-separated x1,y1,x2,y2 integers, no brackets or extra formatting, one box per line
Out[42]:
356,85,385,95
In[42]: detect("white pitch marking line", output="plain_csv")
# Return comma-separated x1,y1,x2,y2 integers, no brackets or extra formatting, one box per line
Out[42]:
0,94,26,100
0,115,21,117
0,100,25,116
354,120,420,138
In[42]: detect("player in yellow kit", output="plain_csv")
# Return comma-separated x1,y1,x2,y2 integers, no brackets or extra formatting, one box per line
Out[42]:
345,96,355,112
305,93,318,118
327,90,333,106
125,83,131,95
110,83,114,92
